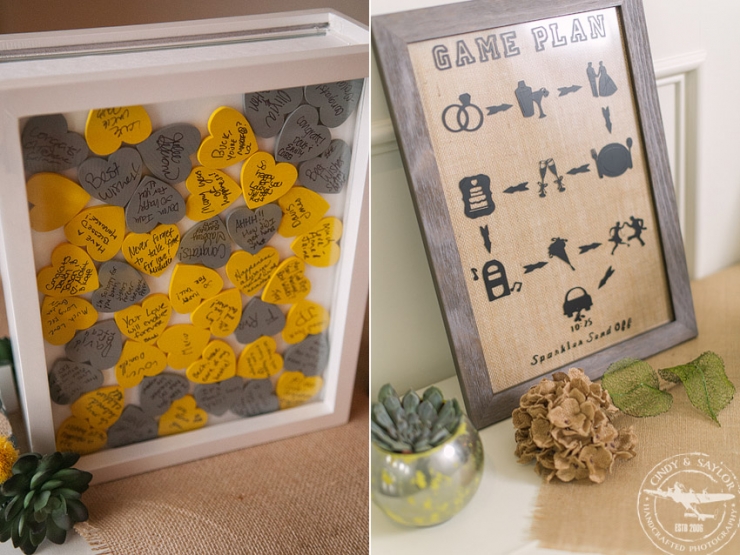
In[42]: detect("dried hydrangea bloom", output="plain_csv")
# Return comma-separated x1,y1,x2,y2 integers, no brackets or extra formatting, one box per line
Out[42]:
512,367,637,484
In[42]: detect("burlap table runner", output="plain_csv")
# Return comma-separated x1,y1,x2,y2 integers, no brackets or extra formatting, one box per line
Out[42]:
74,386,368,555
532,264,740,554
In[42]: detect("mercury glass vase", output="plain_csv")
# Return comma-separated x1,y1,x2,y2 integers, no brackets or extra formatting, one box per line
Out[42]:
371,414,484,527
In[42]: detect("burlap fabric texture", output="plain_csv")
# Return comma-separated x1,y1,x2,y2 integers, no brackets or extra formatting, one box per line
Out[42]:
532,264,740,554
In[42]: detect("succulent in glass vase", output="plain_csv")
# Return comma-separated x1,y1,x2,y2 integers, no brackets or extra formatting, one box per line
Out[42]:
371,383,463,453
0,452,92,554
371,383,483,527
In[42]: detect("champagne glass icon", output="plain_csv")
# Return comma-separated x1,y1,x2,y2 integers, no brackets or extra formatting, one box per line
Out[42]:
538,160,548,198
547,159,565,192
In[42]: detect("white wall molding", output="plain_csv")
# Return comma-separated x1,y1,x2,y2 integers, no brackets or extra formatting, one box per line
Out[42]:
654,50,705,279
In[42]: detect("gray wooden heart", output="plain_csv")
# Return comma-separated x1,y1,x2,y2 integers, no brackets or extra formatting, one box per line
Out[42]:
77,148,143,206
48,359,104,405
304,79,364,128
136,123,201,185
139,373,190,416
65,319,123,370
21,114,89,173
243,88,303,138
193,376,243,416
125,176,186,233
234,297,285,345
284,334,330,376
226,205,282,255
298,139,352,194
92,261,150,312
232,379,279,418
107,405,158,448
177,216,231,269
274,105,332,164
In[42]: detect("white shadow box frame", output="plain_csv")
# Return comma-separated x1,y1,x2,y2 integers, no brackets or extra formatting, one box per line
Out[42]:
0,10,369,483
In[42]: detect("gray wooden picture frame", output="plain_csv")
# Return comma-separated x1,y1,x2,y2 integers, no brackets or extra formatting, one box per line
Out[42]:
373,0,697,429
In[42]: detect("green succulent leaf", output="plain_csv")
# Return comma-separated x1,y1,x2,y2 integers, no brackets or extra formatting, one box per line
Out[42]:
2,473,31,497
44,518,66,545
35,453,62,476
11,455,40,477
4,495,23,522
377,384,398,405
28,521,46,549
49,489,80,501
50,509,73,531
422,387,444,412
63,498,87,524
658,351,735,425
57,452,80,471
402,390,420,414
32,491,50,514
29,470,55,492
602,358,673,417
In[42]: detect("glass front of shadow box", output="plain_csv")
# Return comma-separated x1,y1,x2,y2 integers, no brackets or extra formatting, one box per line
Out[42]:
23,81,363,455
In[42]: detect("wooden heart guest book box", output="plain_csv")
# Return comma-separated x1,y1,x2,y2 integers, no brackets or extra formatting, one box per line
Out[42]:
0,10,369,482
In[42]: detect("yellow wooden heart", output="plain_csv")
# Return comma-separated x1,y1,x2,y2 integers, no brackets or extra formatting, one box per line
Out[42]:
186,340,237,384
262,257,311,305
277,187,330,237
236,336,283,379
27,173,90,232
37,243,99,297
185,166,242,221
290,217,343,267
225,247,279,296
169,264,224,314
241,151,297,209
114,293,172,344
41,296,98,346
190,289,242,337
276,371,323,409
71,385,125,430
157,324,212,369
85,106,153,156
122,224,180,277
158,395,208,436
56,416,107,455
282,300,330,344
115,341,167,388
64,205,126,262
197,107,257,169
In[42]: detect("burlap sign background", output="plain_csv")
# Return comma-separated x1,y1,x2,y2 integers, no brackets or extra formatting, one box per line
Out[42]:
406,7,673,394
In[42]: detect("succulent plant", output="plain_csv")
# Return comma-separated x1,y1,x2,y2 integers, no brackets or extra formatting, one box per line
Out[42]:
0,452,92,554
371,383,463,453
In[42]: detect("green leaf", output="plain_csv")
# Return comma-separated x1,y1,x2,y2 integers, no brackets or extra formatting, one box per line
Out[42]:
44,518,66,545
32,491,50,514
377,384,398,405
63,498,88,524
11,455,40,477
422,387,444,412
658,351,735,425
29,470,55,491
2,473,31,497
57,452,80,471
402,390,420,414
602,358,673,417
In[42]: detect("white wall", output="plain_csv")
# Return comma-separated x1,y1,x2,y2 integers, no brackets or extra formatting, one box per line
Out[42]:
370,0,738,396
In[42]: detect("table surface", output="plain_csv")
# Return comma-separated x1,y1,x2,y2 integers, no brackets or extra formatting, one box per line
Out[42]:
370,376,600,555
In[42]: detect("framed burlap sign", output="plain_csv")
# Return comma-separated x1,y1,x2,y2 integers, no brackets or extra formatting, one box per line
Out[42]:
373,0,697,428
0,10,369,482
